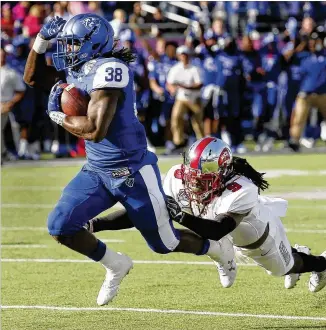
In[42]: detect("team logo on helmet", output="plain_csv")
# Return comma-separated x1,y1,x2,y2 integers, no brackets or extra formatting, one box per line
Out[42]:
218,147,231,166
82,17,101,34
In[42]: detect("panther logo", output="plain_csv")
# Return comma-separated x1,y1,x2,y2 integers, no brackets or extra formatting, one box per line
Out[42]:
82,17,101,34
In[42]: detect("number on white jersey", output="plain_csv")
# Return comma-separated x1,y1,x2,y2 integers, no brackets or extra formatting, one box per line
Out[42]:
92,61,129,90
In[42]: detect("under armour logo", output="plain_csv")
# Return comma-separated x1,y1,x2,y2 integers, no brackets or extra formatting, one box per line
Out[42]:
227,260,236,272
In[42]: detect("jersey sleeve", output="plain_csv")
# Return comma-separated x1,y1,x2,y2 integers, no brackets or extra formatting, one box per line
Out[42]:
162,165,182,200
219,177,258,214
92,61,130,90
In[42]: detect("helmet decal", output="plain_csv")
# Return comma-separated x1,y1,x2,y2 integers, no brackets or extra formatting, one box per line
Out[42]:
82,17,101,34
218,147,231,166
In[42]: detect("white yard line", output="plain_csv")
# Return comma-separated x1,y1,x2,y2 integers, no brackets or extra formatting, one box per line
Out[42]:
1,258,257,266
1,245,48,248
1,305,325,321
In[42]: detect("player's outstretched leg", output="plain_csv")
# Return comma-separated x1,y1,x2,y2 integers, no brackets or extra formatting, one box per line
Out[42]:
308,251,326,293
287,247,326,293
284,244,310,289
48,169,133,305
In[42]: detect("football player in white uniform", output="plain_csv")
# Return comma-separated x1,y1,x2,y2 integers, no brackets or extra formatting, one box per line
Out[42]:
86,137,326,293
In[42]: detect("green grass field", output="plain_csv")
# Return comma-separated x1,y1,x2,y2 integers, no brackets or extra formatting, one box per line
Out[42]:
2,154,326,330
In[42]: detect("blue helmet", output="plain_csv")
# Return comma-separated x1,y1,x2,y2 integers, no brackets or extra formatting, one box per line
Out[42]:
52,13,114,71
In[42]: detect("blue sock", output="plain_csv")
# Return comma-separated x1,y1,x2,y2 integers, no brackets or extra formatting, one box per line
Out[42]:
196,239,210,256
88,240,106,262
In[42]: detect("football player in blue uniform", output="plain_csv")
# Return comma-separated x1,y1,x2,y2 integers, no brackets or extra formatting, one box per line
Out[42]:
147,41,178,151
24,14,225,305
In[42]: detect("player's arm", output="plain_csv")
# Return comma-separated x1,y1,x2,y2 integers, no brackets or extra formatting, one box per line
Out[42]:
58,88,121,142
23,17,66,91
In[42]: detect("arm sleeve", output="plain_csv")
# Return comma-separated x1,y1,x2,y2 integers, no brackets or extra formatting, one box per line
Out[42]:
92,61,129,90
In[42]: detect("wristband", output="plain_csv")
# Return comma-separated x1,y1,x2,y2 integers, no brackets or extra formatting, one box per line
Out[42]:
49,111,66,126
33,35,49,54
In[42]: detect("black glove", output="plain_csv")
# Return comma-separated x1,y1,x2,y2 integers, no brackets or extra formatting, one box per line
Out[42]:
166,195,183,223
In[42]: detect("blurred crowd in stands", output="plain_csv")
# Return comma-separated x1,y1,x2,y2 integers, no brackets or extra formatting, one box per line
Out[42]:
1,1,326,161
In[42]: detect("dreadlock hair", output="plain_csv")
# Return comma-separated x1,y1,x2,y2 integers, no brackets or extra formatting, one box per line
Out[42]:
230,156,269,192
103,44,137,64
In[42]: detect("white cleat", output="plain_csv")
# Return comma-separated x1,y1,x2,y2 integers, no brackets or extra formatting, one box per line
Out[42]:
284,244,310,289
207,239,237,288
97,253,133,305
214,259,237,288
309,251,326,293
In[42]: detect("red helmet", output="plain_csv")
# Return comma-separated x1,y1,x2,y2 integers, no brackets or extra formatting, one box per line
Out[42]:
181,137,233,204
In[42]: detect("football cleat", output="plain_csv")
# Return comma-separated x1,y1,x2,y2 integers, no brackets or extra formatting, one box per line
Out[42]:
284,244,311,289
308,251,326,293
97,252,133,305
213,259,237,288
207,238,237,288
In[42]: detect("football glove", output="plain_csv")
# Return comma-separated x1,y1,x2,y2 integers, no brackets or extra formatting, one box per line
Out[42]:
47,80,66,126
39,16,66,41
166,195,183,223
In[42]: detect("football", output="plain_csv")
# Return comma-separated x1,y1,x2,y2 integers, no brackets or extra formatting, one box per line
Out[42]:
59,83,90,116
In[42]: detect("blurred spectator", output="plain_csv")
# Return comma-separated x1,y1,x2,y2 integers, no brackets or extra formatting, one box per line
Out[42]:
23,4,43,37
260,33,282,151
129,2,150,31
1,48,26,160
240,35,267,151
195,29,219,136
282,34,310,141
289,31,326,151
12,1,30,21
1,3,15,37
45,2,70,22
167,46,204,151
215,37,245,153
88,1,104,16
148,41,178,153
110,9,127,37
67,1,88,16
300,16,315,37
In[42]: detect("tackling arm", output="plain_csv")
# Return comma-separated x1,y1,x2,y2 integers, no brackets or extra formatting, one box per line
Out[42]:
62,89,121,142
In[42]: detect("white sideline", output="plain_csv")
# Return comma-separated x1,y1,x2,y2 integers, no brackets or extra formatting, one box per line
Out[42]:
1,305,326,321
0,258,256,266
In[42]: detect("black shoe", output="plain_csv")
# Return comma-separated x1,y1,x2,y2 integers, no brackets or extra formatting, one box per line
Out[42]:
288,141,300,152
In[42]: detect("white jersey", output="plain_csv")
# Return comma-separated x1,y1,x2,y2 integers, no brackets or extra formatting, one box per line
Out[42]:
163,165,287,253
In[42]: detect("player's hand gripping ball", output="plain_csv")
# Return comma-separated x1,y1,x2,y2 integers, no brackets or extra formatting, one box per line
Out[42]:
59,83,90,116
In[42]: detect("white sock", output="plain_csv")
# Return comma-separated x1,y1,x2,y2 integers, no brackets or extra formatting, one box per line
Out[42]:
99,247,120,270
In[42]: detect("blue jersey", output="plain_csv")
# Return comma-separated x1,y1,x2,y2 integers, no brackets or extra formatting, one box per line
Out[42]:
261,50,281,84
241,51,265,88
200,50,218,86
215,51,242,88
65,57,157,179
299,53,326,94
147,55,177,102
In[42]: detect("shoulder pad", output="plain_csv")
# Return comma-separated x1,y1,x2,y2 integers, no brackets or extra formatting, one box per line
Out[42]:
92,59,130,90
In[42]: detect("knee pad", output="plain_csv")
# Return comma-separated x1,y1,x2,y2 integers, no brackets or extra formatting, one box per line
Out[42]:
47,203,76,236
